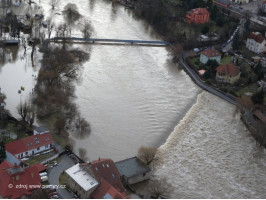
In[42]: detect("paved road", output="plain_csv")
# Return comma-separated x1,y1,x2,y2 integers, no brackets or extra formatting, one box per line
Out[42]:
179,59,237,105
48,154,75,199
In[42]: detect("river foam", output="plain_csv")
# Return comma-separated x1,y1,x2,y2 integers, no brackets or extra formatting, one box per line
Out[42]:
153,91,266,198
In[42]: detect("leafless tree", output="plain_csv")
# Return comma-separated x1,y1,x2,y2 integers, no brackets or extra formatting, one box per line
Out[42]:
78,147,88,161
17,100,36,128
137,146,157,165
148,179,172,199
81,19,93,39
75,114,90,136
63,3,81,24
49,0,60,10
54,117,66,135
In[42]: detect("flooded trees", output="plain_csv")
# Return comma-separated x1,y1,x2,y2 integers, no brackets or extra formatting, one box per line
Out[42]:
81,19,93,39
137,146,157,165
49,0,60,10
16,100,36,128
63,3,81,24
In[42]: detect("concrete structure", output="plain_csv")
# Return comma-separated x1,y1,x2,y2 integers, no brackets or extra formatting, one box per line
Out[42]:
115,157,151,185
5,133,54,159
186,8,210,24
0,161,42,199
65,164,99,199
200,49,221,64
216,63,241,84
246,32,266,54
33,126,50,135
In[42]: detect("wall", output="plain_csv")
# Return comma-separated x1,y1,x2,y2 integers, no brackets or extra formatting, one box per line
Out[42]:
127,171,152,185
15,143,53,158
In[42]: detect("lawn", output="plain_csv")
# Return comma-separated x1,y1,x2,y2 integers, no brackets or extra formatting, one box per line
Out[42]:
235,83,259,97
26,150,57,166
220,56,232,65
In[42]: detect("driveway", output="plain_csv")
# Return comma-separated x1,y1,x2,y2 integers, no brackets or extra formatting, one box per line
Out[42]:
48,154,75,199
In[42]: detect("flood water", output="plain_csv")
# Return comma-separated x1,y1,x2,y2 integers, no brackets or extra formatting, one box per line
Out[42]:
0,0,265,198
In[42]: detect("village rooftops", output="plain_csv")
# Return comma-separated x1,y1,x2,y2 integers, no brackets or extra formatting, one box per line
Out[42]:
115,157,151,179
34,126,50,135
65,163,99,192
5,132,53,155
216,63,240,77
187,8,209,15
5,151,24,166
90,158,126,194
248,32,265,44
201,49,221,58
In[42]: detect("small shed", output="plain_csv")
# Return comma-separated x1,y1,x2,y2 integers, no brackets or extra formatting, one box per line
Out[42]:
115,157,151,185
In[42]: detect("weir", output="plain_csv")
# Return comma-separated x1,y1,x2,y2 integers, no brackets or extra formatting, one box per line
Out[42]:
48,37,170,46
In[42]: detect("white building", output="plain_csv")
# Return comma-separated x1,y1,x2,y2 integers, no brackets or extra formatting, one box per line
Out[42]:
246,32,266,54
200,49,221,64
5,133,54,159
65,164,99,199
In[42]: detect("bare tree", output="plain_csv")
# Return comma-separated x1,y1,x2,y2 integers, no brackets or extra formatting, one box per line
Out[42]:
49,0,60,10
17,100,36,127
81,19,93,39
54,117,66,135
137,146,157,165
63,3,81,24
148,179,172,199
75,115,90,136
78,147,88,161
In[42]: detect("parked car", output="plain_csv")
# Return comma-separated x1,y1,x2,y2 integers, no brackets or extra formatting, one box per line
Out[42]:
50,195,59,199
48,192,58,197
53,161,58,166
39,172,47,177
41,176,48,182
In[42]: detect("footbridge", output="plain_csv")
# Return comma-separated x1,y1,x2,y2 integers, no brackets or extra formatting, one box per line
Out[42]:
48,37,170,46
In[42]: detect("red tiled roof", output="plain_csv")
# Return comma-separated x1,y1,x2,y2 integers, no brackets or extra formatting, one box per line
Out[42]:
201,49,221,58
91,179,126,199
5,133,53,155
248,32,265,44
90,158,125,194
216,63,240,77
188,8,209,15
0,161,41,199
30,163,46,173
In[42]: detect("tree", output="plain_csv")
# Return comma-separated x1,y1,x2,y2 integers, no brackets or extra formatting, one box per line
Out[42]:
78,148,88,161
0,140,6,163
148,179,172,199
54,117,66,135
63,3,81,24
17,101,36,127
49,0,60,10
81,20,93,39
75,115,90,136
251,90,264,105
201,25,209,35
137,146,157,165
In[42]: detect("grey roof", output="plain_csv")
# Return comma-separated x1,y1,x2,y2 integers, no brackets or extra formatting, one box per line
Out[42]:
34,126,49,133
7,166,24,175
216,0,230,5
115,157,151,178
5,151,21,166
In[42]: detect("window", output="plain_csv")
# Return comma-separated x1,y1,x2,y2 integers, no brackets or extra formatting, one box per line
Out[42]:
37,147,40,151
26,152,28,155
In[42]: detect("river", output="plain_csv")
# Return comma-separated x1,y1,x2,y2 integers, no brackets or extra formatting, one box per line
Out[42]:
0,0,265,198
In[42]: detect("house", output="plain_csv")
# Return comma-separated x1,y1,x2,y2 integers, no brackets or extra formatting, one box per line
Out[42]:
5,150,27,167
229,0,249,3
186,8,210,24
215,0,231,8
0,161,42,199
91,178,126,199
5,133,54,159
216,63,241,84
200,49,221,64
89,158,126,195
33,126,50,135
263,1,266,12
65,163,99,199
115,157,151,185
246,32,266,54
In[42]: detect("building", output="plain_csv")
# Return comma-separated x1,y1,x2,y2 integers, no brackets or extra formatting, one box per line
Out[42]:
200,49,221,64
216,63,241,84
229,0,249,3
215,0,231,8
186,8,210,24
246,32,266,54
0,161,42,199
65,164,99,199
263,1,266,12
89,158,126,195
33,126,50,135
115,157,151,185
5,133,54,159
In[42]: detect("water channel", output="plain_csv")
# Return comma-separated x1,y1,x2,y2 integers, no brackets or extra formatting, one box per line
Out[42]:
0,0,265,198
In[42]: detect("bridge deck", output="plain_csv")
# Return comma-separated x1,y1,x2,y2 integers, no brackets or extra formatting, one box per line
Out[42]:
50,37,169,45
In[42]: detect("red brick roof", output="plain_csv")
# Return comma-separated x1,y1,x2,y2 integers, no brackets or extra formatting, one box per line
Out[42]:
0,161,41,199
188,8,209,15
30,163,46,173
248,32,265,44
91,178,126,199
90,158,126,194
216,63,240,77
5,133,53,155
201,49,221,58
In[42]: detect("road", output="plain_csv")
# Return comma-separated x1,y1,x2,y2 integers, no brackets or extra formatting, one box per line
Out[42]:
179,58,237,105
48,154,75,199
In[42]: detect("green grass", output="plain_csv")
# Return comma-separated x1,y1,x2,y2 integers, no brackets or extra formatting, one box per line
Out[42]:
220,56,232,65
235,83,259,97
26,150,57,166
59,172,72,193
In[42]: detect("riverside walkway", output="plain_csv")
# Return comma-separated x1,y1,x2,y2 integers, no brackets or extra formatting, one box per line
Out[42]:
48,37,170,46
